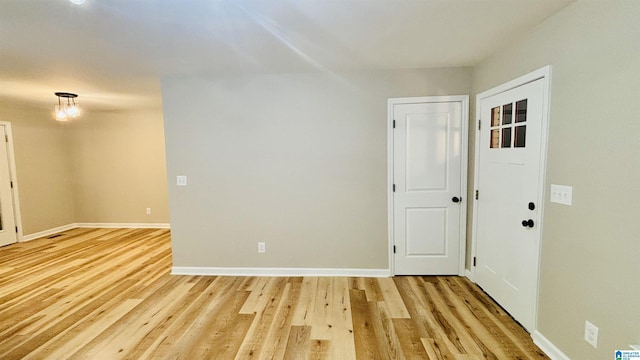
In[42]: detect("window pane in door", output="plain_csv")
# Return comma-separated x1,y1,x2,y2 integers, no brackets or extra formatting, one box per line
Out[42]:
515,125,526,147
490,129,500,148
502,128,512,148
491,107,500,127
516,99,528,123
502,103,513,125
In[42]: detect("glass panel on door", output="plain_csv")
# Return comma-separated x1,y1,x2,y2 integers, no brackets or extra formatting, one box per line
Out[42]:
516,99,528,123
515,126,527,148
491,107,500,127
501,128,512,148
490,129,500,148
502,103,513,125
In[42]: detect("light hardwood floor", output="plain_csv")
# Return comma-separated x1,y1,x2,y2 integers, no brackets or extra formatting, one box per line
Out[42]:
0,228,548,359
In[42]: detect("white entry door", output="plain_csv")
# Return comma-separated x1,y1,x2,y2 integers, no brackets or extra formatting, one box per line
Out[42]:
0,125,16,247
391,96,467,275
475,73,548,332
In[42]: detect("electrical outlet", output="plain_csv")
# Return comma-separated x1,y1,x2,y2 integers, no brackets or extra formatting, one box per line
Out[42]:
145,207,151,215
584,320,599,348
550,184,572,205
176,175,187,187
258,242,266,253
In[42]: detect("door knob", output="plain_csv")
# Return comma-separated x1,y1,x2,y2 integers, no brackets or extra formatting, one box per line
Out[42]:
452,196,461,203
521,219,534,228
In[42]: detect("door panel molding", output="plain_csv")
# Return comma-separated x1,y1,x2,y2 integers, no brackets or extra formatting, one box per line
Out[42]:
470,66,552,332
388,95,469,276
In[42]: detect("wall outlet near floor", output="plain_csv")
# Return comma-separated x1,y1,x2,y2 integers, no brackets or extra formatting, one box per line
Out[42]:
146,207,151,215
176,175,187,187
584,320,599,348
258,242,266,253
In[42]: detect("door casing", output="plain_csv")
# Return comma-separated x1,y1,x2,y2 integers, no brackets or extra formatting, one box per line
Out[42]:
470,66,552,331
388,95,469,276
0,121,23,244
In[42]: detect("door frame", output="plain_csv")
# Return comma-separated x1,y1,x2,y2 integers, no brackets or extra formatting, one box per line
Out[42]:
387,95,469,276
469,66,552,329
0,121,23,243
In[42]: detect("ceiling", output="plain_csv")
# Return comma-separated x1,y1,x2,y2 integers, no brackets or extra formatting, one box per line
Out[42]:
0,0,574,112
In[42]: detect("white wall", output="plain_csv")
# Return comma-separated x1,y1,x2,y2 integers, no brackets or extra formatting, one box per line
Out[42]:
162,68,471,270
472,1,640,358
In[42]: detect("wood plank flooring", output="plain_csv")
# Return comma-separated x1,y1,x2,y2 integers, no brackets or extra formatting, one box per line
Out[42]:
0,228,548,359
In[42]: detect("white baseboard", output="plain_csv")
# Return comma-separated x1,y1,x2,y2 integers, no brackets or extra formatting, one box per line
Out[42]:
21,223,78,242
171,266,391,277
21,222,171,242
532,331,570,360
465,269,473,280
75,222,170,229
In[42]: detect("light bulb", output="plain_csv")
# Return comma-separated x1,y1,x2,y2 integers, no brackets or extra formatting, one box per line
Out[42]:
69,0,86,4
66,104,80,117
55,105,68,121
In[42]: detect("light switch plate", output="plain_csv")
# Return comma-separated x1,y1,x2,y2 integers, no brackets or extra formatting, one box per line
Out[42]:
176,175,187,187
550,184,572,205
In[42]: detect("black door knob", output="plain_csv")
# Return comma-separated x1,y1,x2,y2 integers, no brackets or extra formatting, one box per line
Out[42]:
452,196,461,203
521,219,534,228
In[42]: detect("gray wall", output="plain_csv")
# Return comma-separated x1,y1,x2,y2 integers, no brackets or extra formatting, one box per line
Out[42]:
162,1,640,357
0,101,75,234
162,68,471,269
472,1,640,358
68,108,169,224
0,99,169,236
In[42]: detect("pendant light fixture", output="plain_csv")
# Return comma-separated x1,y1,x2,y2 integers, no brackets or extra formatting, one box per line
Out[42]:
53,92,80,122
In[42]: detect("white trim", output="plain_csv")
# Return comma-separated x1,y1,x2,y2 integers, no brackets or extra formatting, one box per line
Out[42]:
387,98,395,274
75,222,170,229
172,267,391,277
470,65,552,331
465,269,473,279
387,95,469,276
21,223,77,242
21,222,171,242
458,96,470,276
476,66,552,100
0,122,24,242
532,331,570,360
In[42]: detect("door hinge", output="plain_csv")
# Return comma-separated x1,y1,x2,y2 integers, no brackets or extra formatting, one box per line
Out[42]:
15,226,18,233
10,181,13,188
393,184,396,192
473,257,476,267
475,190,479,200
393,245,396,254
478,120,481,130
393,120,396,129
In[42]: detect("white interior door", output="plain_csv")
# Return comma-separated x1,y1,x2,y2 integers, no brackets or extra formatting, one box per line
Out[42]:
392,97,467,275
0,125,16,247
475,77,547,331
